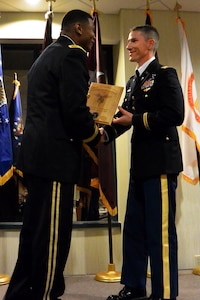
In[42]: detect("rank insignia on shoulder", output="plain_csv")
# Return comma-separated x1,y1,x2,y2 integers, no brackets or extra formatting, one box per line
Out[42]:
68,44,86,53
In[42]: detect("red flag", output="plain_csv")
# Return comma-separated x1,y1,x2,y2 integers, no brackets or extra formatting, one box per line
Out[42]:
90,10,117,216
42,10,53,51
88,10,106,84
145,8,152,25
145,7,159,61
77,10,117,219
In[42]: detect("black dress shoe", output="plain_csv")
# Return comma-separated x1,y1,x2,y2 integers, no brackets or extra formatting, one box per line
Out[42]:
106,286,147,300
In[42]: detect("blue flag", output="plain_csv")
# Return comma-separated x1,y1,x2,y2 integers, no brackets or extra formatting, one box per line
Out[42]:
9,73,23,171
0,45,13,185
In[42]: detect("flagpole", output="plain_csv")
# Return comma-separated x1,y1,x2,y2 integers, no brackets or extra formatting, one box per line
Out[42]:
90,0,98,11
174,1,182,18
95,213,121,282
46,0,56,12
42,0,54,50
45,0,55,18
87,0,121,282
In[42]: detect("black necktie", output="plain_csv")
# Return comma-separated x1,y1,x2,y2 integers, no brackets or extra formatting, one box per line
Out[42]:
135,69,140,83
132,69,140,90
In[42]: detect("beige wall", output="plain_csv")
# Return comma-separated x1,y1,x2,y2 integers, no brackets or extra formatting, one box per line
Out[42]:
0,9,200,276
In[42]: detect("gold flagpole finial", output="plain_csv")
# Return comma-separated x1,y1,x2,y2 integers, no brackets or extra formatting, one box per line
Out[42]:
46,0,56,12
174,2,182,18
90,0,99,12
146,0,150,10
13,72,20,87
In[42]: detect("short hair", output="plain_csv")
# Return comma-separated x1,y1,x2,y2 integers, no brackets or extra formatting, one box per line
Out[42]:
61,9,92,30
131,25,159,52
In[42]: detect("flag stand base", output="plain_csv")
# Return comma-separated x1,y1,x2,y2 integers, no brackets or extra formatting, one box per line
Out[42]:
94,263,121,282
0,274,10,285
192,266,200,275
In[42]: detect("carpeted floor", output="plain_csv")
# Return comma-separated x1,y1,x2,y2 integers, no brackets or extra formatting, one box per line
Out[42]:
0,270,199,299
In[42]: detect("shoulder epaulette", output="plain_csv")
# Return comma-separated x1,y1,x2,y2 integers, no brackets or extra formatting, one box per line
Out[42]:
68,44,86,53
161,65,170,69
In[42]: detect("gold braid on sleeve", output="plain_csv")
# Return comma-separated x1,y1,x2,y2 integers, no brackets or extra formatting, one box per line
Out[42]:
143,112,150,130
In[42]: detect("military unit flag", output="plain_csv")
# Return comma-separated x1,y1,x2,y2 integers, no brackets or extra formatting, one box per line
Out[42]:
9,73,23,171
88,9,106,84
90,10,117,216
77,9,117,218
0,45,13,185
145,6,158,61
145,7,152,25
177,17,200,184
42,10,53,50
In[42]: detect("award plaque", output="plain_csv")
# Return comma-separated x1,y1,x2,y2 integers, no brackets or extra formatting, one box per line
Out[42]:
87,82,124,125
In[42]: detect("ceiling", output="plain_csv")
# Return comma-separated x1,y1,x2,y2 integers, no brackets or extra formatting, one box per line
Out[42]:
0,0,199,15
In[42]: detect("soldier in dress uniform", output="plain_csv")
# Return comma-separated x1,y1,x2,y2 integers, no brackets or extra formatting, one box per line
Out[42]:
103,25,184,300
3,9,102,300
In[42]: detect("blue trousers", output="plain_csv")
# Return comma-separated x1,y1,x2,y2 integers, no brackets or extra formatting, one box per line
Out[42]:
121,174,178,299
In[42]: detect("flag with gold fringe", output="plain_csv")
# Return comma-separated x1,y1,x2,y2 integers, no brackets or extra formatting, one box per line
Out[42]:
77,9,117,219
0,45,13,186
90,9,117,216
9,73,24,177
177,17,200,184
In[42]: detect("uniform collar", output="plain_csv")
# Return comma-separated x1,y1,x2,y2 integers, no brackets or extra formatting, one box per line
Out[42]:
60,34,75,44
136,57,156,76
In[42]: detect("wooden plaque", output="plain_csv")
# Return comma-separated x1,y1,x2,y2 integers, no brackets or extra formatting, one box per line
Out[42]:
87,82,124,125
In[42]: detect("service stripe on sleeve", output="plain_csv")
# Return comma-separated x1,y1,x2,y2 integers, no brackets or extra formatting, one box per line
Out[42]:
143,112,150,130
82,124,99,144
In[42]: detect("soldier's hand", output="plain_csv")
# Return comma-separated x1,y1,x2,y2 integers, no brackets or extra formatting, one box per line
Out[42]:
98,127,108,143
113,106,133,126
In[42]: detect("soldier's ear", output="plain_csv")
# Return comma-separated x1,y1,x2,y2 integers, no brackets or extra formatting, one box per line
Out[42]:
148,38,155,50
75,23,82,35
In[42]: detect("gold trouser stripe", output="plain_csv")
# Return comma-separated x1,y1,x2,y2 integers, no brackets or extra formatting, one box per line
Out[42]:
43,182,61,300
161,174,170,299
